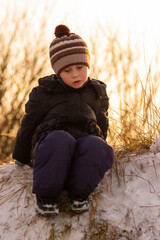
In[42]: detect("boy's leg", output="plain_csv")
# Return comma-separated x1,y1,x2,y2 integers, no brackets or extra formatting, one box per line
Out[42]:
68,135,114,200
33,130,76,198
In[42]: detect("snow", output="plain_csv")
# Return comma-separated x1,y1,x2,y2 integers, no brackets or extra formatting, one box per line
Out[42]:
0,136,160,239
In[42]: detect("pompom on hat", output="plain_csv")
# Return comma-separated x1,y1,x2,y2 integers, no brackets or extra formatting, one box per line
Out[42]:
49,24,90,75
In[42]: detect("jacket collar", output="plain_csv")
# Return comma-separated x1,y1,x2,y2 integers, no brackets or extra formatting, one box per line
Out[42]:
38,75,106,98
58,77,89,91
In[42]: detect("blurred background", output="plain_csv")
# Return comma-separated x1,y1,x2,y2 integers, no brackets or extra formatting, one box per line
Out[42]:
0,0,160,163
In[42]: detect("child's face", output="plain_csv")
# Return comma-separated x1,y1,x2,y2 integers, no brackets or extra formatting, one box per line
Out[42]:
60,65,88,89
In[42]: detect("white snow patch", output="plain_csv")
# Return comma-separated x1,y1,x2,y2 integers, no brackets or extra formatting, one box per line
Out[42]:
1,136,160,239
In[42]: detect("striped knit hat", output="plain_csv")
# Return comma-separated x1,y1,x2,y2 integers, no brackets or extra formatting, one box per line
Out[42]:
49,25,90,75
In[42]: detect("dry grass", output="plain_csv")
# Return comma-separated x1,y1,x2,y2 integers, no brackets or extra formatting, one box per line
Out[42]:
89,25,160,156
108,70,160,175
0,2,53,158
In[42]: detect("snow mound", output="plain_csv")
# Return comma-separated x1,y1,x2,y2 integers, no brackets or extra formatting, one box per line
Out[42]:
1,137,160,240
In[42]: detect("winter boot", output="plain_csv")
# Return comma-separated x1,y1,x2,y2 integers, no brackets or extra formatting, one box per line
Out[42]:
35,195,59,217
70,197,89,213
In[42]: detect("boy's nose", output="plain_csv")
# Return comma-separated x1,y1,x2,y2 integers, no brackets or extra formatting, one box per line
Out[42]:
72,69,78,77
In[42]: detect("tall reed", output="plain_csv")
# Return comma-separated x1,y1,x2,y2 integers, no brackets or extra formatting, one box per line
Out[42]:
89,25,160,153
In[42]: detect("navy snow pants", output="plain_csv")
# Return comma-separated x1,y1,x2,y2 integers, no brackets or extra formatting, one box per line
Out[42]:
33,130,114,199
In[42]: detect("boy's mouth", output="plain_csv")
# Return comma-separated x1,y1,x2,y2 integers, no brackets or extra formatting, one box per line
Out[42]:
73,80,81,84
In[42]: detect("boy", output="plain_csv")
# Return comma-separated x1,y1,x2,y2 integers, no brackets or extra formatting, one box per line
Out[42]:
13,24,114,216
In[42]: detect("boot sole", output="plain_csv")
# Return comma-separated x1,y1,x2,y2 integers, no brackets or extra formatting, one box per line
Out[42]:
35,203,59,217
70,206,89,213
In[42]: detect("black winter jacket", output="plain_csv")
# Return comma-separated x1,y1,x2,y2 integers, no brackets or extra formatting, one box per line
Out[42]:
12,75,109,164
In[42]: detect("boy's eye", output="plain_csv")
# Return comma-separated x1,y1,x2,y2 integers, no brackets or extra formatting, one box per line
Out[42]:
77,66,83,70
64,69,70,73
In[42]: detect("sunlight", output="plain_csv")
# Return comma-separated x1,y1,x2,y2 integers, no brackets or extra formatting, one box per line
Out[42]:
1,0,160,106
41,0,160,83
1,0,160,105
1,0,160,61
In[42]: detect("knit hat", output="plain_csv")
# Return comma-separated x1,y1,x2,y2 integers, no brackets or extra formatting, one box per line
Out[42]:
49,24,90,75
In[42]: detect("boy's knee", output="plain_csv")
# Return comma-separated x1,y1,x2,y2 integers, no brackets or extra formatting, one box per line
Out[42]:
78,136,114,168
78,135,109,152
46,130,76,145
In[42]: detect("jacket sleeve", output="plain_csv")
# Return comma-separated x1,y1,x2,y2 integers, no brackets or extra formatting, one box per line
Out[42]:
97,90,109,140
12,87,42,164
